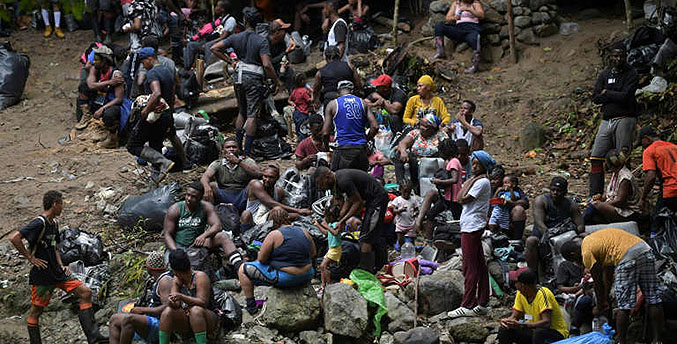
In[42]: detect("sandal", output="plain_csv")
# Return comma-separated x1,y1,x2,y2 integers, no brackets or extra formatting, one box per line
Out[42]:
447,307,475,319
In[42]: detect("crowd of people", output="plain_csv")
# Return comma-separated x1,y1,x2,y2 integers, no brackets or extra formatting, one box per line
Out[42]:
6,1,677,344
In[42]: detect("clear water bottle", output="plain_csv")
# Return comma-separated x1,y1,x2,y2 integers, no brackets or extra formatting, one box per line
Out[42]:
401,238,415,259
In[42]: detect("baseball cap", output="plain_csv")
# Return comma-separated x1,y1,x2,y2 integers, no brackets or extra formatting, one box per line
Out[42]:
337,80,354,91
137,47,156,59
370,74,393,87
273,19,291,30
636,126,657,147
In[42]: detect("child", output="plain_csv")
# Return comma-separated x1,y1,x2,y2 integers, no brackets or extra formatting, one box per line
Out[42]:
391,183,419,248
288,73,313,143
313,203,343,289
489,174,523,234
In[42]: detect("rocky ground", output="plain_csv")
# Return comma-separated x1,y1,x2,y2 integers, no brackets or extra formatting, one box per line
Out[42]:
0,3,668,343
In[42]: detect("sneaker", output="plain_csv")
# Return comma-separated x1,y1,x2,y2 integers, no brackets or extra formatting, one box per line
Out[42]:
447,307,475,319
472,305,488,316
54,27,65,39
43,26,52,37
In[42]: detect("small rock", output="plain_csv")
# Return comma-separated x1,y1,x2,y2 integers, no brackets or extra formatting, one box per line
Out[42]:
481,23,502,34
323,283,368,338
394,327,440,344
487,34,501,45
530,0,556,11
533,23,559,37
260,285,321,332
489,0,507,13
513,15,532,28
483,7,506,24
248,325,278,342
485,333,498,344
446,317,490,342
385,292,416,332
381,332,395,344
510,0,528,7
516,28,538,45
299,330,326,344
85,181,94,189
512,6,530,16
531,11,551,25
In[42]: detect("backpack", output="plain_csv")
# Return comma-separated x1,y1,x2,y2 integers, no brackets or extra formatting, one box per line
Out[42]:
176,69,200,109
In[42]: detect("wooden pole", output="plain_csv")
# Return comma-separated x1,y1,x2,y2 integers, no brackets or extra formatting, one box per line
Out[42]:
624,0,633,31
506,0,517,63
393,0,401,44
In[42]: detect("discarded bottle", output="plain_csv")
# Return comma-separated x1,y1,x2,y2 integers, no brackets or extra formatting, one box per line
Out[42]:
401,238,416,259
559,22,579,36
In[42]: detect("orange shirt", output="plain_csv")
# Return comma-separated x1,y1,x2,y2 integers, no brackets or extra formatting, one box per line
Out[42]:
643,140,677,198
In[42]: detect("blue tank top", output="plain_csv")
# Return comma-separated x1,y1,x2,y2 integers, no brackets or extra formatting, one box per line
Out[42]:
270,226,312,270
334,94,367,146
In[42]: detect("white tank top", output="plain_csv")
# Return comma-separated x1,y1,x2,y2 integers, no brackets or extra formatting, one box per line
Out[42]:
325,18,350,62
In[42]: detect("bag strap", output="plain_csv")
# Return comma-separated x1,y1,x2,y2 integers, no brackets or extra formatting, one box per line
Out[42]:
30,216,48,256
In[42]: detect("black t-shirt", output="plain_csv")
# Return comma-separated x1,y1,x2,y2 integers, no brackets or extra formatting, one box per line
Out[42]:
332,20,348,43
336,169,388,206
19,216,67,286
320,61,353,99
555,260,583,288
369,87,407,119
222,30,271,66
145,64,175,109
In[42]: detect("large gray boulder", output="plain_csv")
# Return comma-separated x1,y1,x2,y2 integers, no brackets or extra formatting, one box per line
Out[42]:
406,269,464,315
519,121,547,150
430,0,452,14
516,28,538,45
259,285,321,332
483,7,506,24
513,15,532,28
385,293,416,332
533,23,559,37
530,0,556,10
323,283,369,338
531,11,551,25
446,317,490,342
394,327,440,344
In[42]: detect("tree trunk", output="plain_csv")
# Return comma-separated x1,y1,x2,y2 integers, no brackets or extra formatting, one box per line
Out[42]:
393,0,401,44
624,0,633,31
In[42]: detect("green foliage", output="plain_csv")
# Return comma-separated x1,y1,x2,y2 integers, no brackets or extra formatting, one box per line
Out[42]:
0,0,88,22
116,251,148,298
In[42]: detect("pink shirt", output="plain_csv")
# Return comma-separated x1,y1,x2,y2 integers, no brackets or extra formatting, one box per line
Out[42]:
444,158,465,202
456,3,480,24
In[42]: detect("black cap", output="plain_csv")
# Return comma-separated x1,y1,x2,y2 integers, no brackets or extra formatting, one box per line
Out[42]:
636,126,658,147
550,176,568,191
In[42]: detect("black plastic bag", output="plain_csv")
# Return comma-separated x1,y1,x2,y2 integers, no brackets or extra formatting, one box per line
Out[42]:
292,216,328,253
184,124,221,165
57,228,106,267
329,239,360,281
350,26,380,54
212,289,242,331
0,42,30,110
66,261,109,308
118,182,182,232
627,44,661,72
240,220,275,248
177,69,200,109
251,134,292,161
216,203,241,236
651,207,677,261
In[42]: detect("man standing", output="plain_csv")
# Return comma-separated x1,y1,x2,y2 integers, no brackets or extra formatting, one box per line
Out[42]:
9,191,107,344
323,80,378,172
638,126,677,213
210,7,280,158
109,251,173,344
560,229,664,344
589,47,639,197
126,47,177,183
449,100,484,152
201,137,262,211
123,0,158,52
314,166,389,272
323,0,350,62
364,74,407,133
164,181,244,270
313,46,360,107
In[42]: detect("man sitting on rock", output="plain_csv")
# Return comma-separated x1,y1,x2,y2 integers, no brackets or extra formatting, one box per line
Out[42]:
238,207,317,315
498,268,568,343
201,137,262,212
109,251,174,344
164,181,243,271
240,163,313,232
525,177,584,274
159,249,219,344
364,74,407,133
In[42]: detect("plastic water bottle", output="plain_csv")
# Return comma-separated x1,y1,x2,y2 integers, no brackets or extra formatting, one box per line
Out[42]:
401,238,416,259
559,22,579,36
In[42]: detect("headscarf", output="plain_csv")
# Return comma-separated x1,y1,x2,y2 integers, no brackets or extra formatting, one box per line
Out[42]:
471,150,496,174
417,75,435,90
421,113,441,129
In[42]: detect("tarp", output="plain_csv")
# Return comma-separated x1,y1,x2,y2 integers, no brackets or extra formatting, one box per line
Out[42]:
349,269,388,338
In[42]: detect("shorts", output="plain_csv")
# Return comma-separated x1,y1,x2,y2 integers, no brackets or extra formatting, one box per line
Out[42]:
31,278,82,307
590,117,637,158
242,261,314,288
133,316,160,343
325,246,342,262
215,188,247,213
361,201,388,245
234,73,266,118
614,250,662,310
488,206,511,230
331,145,369,172
395,224,416,237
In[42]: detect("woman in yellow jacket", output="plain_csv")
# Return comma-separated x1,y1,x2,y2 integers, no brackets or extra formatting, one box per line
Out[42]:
402,75,451,127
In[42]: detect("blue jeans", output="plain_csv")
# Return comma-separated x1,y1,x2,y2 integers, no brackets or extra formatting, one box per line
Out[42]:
215,188,247,213
292,110,309,143
132,316,160,343
434,22,482,52
184,40,217,69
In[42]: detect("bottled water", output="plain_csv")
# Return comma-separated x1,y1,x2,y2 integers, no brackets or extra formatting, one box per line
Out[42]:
401,238,416,259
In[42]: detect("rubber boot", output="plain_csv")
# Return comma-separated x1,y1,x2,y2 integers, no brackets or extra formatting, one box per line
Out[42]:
78,308,108,344
28,326,42,344
465,52,480,74
358,251,375,273
76,102,93,130
140,147,174,183
103,14,113,45
91,15,102,42
98,131,118,149
432,37,446,59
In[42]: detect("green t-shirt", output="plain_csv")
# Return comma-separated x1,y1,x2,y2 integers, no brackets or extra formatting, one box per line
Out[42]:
174,201,208,247
328,222,342,248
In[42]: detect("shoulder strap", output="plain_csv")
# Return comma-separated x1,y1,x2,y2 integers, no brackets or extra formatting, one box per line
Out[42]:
30,216,48,256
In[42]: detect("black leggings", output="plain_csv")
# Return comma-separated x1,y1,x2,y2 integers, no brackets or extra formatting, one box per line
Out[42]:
497,326,564,344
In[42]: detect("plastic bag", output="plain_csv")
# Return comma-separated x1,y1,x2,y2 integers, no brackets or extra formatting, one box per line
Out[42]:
216,203,241,236
240,220,275,247
251,134,292,161
277,168,313,209
0,42,30,110
184,124,221,165
66,260,110,308
329,239,361,281
118,182,182,232
552,330,613,343
292,216,328,251
176,69,200,109
212,289,242,332
57,228,106,267
349,24,381,54
650,207,677,261
374,127,393,157
349,269,388,337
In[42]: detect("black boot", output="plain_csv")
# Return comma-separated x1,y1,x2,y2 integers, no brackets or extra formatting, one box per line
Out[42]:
78,307,108,344
28,326,42,344
91,15,102,42
103,14,113,45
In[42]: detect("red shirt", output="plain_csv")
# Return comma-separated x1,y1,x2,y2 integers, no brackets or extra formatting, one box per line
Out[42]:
295,136,324,160
289,87,312,115
643,140,677,198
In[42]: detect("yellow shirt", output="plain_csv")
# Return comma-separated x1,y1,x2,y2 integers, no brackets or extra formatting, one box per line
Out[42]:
581,228,645,269
402,95,450,125
513,286,569,338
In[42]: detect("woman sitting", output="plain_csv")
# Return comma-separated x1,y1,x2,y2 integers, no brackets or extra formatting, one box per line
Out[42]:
584,149,640,224
238,207,317,315
433,0,485,73
402,75,451,128
394,113,449,192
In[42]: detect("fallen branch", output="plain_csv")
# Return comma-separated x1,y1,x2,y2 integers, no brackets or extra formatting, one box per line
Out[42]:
410,36,433,45
37,134,47,149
